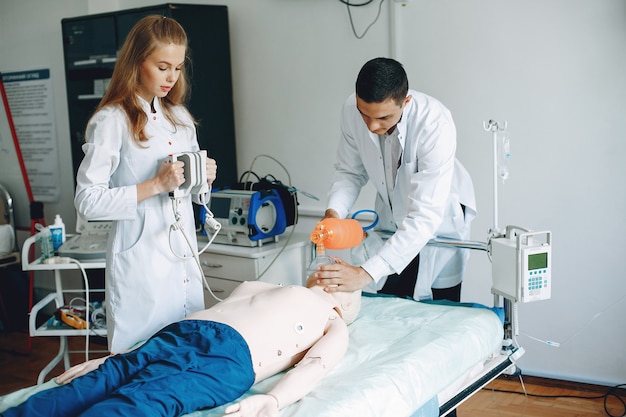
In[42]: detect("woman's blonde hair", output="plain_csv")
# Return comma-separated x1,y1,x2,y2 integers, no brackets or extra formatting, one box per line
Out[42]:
92,15,194,143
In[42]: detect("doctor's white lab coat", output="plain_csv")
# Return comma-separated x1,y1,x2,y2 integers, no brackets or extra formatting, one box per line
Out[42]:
74,97,205,352
328,91,476,300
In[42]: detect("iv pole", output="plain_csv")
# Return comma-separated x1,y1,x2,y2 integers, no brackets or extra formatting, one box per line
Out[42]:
429,119,509,252
432,120,524,362
483,120,520,343
483,119,507,238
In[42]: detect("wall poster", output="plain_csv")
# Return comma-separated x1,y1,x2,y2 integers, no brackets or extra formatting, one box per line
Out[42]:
1,69,61,205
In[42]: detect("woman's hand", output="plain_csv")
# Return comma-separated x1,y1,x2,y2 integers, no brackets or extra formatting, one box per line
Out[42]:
55,355,110,384
137,155,216,202
206,157,217,185
222,394,279,417
158,159,186,193
138,159,185,202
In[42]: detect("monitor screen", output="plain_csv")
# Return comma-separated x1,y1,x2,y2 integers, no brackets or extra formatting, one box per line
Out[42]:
528,252,548,270
210,196,232,219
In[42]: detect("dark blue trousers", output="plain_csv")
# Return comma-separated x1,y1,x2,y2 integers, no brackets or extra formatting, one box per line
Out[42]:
3,320,254,417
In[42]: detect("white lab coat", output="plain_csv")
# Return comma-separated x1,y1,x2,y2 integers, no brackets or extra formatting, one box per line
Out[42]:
74,97,205,352
328,91,476,300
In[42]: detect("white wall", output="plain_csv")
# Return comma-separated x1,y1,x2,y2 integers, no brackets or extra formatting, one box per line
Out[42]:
394,0,626,387
1,0,624,387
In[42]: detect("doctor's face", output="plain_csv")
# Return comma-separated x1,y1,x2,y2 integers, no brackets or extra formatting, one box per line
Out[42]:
356,95,410,135
137,43,186,103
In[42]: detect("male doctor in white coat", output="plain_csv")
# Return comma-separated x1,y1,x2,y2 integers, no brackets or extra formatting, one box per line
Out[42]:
310,57,476,302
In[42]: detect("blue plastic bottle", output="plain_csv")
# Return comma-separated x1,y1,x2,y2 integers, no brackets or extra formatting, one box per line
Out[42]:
50,214,66,253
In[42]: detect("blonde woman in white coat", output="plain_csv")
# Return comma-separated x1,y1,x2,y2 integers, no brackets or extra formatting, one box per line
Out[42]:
74,15,217,353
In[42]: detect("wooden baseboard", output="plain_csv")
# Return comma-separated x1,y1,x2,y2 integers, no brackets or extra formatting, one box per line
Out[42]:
497,374,625,395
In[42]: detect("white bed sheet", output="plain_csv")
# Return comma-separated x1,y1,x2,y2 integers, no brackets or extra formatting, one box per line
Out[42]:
0,295,503,417
199,295,503,417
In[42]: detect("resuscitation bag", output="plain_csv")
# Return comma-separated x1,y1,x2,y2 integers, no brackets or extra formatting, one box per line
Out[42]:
348,210,384,264
349,210,387,292
310,217,364,250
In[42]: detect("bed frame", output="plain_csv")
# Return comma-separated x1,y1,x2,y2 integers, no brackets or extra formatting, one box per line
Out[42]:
430,237,524,416
438,342,520,416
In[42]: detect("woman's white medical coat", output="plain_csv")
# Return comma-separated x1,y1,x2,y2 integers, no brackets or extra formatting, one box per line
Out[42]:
74,97,205,352
328,91,476,300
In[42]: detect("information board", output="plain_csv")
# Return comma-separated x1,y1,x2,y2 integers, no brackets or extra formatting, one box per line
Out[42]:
0,74,33,229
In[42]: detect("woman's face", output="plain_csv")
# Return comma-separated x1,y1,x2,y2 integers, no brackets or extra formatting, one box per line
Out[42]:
137,42,186,103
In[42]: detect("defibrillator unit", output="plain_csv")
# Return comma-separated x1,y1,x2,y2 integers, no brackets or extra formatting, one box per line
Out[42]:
209,189,287,246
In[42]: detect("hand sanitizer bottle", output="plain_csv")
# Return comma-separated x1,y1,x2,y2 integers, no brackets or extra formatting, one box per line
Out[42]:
50,214,66,253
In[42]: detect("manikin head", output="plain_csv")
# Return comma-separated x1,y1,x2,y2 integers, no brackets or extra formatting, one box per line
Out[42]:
307,283,362,325
334,289,362,325
355,57,411,135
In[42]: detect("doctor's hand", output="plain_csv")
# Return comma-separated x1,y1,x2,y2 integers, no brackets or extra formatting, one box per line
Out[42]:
205,156,218,185
137,159,184,202
323,208,340,220
307,257,373,293
157,159,186,193
55,355,110,385
222,394,279,417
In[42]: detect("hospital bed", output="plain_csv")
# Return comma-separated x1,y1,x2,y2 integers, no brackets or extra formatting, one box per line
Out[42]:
1,226,537,417
201,294,512,417
203,294,512,417
0,291,516,417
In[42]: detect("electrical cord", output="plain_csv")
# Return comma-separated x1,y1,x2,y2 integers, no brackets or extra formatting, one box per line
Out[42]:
167,195,223,303
64,298,105,331
62,258,92,363
241,154,292,187
338,0,374,5
521,294,626,350
240,154,298,280
37,255,108,363
339,0,385,39
484,374,626,417
169,152,299,300
257,225,295,280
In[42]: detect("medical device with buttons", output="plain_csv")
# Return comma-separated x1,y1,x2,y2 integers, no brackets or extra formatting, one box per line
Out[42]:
209,189,287,245
491,226,552,303
169,150,210,198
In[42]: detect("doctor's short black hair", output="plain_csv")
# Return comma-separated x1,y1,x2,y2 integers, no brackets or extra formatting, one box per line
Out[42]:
356,58,409,106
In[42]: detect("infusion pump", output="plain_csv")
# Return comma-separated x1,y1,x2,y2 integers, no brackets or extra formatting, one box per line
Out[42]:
491,227,552,303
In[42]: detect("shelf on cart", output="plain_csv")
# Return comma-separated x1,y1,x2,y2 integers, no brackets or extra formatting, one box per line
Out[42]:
32,322,107,337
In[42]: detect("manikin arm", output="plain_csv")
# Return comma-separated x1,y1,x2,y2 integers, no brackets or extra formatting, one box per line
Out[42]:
56,346,134,384
223,317,350,417
55,355,110,384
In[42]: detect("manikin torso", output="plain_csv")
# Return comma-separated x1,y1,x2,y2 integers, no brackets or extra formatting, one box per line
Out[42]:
185,281,349,382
